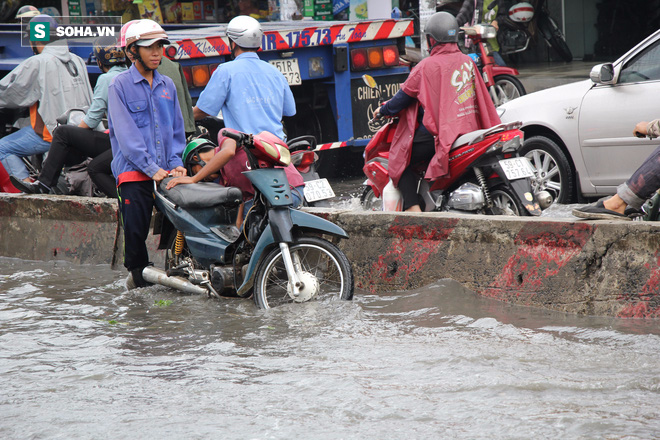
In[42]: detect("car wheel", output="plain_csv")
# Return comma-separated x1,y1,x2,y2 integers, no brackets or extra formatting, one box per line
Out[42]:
520,136,574,204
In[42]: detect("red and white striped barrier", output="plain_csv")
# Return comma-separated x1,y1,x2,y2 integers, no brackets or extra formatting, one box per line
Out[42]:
168,19,415,61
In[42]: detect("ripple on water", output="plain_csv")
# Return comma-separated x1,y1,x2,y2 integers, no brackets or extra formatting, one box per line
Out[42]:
1,259,660,439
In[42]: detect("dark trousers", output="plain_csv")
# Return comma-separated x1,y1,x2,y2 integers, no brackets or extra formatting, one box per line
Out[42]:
627,145,660,199
87,149,117,198
398,129,436,210
117,180,155,272
618,144,660,208
40,125,115,197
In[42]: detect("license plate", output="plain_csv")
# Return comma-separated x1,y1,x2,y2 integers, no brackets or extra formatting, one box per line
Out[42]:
499,157,535,181
303,178,335,202
269,58,302,86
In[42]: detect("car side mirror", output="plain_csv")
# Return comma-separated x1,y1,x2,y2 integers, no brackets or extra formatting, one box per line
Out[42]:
590,63,615,85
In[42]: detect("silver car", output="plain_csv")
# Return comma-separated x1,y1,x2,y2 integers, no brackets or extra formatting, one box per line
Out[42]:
498,29,660,204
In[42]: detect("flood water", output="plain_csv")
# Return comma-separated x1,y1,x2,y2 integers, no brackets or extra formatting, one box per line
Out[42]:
1,256,660,439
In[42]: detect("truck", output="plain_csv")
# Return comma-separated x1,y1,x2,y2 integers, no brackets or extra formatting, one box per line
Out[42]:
0,17,415,176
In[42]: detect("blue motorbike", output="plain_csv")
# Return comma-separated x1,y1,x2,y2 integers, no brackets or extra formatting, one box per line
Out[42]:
148,129,354,309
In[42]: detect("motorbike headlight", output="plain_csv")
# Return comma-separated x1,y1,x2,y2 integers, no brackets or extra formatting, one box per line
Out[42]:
278,144,291,166
475,24,498,39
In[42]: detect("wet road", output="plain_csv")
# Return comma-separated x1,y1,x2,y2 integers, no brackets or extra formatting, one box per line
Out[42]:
1,256,660,439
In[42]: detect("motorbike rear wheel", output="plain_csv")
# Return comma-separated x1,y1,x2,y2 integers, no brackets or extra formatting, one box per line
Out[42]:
360,186,383,211
493,74,526,106
487,185,526,216
253,236,354,309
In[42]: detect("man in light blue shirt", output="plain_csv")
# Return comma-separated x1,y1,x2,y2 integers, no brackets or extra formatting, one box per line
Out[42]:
193,16,296,140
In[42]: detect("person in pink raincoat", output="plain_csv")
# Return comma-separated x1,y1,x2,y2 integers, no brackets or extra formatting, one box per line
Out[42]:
374,11,501,212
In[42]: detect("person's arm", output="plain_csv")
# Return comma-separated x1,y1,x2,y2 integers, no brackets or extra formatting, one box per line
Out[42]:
0,57,41,108
81,74,109,129
377,88,417,118
166,138,237,189
635,120,660,139
193,106,210,120
194,67,228,120
166,84,186,173
455,0,476,26
282,79,296,117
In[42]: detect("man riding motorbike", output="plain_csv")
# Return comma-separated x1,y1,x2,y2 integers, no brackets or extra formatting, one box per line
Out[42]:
373,11,500,212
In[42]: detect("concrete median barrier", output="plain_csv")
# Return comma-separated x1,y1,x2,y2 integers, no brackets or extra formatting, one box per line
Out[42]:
1,193,659,318
310,209,660,319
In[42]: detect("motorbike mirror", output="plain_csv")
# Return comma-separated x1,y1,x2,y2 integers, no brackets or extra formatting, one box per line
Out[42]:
362,74,377,89
590,63,615,85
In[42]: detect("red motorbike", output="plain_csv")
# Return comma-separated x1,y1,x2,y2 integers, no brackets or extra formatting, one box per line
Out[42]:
463,24,526,107
360,116,551,216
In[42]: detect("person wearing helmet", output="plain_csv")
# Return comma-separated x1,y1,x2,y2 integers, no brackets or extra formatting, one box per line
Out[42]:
167,15,304,213
373,11,500,212
15,5,39,20
120,19,195,135
0,14,92,187
455,0,507,66
11,36,127,198
182,139,220,181
108,19,187,288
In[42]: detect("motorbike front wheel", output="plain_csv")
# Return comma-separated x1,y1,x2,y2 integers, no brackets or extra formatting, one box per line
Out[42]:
253,236,354,309
493,74,526,106
538,14,573,62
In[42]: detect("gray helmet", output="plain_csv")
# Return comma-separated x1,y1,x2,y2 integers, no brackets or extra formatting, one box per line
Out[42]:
226,15,262,49
424,11,459,44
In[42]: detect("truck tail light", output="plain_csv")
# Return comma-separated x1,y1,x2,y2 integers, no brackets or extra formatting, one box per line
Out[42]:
383,45,399,66
351,46,400,71
367,47,383,68
209,63,219,76
182,66,193,88
350,48,367,71
192,65,210,87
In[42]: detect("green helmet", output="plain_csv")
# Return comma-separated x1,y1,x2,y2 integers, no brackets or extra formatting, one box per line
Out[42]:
182,138,215,176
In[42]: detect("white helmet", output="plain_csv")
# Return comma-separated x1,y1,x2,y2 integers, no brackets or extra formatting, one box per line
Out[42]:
226,15,262,49
124,19,169,49
508,2,534,23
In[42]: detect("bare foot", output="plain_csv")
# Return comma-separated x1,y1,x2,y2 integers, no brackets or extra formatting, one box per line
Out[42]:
603,195,627,214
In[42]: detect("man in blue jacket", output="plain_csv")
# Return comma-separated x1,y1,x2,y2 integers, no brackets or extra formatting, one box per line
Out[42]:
107,19,186,288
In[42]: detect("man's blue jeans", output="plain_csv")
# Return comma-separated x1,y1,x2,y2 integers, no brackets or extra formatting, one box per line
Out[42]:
0,127,51,181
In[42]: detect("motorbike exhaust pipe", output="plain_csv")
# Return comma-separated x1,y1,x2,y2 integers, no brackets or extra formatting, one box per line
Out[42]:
535,190,554,210
142,266,208,295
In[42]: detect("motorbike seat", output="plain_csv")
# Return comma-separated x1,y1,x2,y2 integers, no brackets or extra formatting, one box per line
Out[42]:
451,129,490,151
160,178,243,209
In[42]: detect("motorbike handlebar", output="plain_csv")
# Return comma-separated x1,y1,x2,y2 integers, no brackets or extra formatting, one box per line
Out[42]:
221,129,242,142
